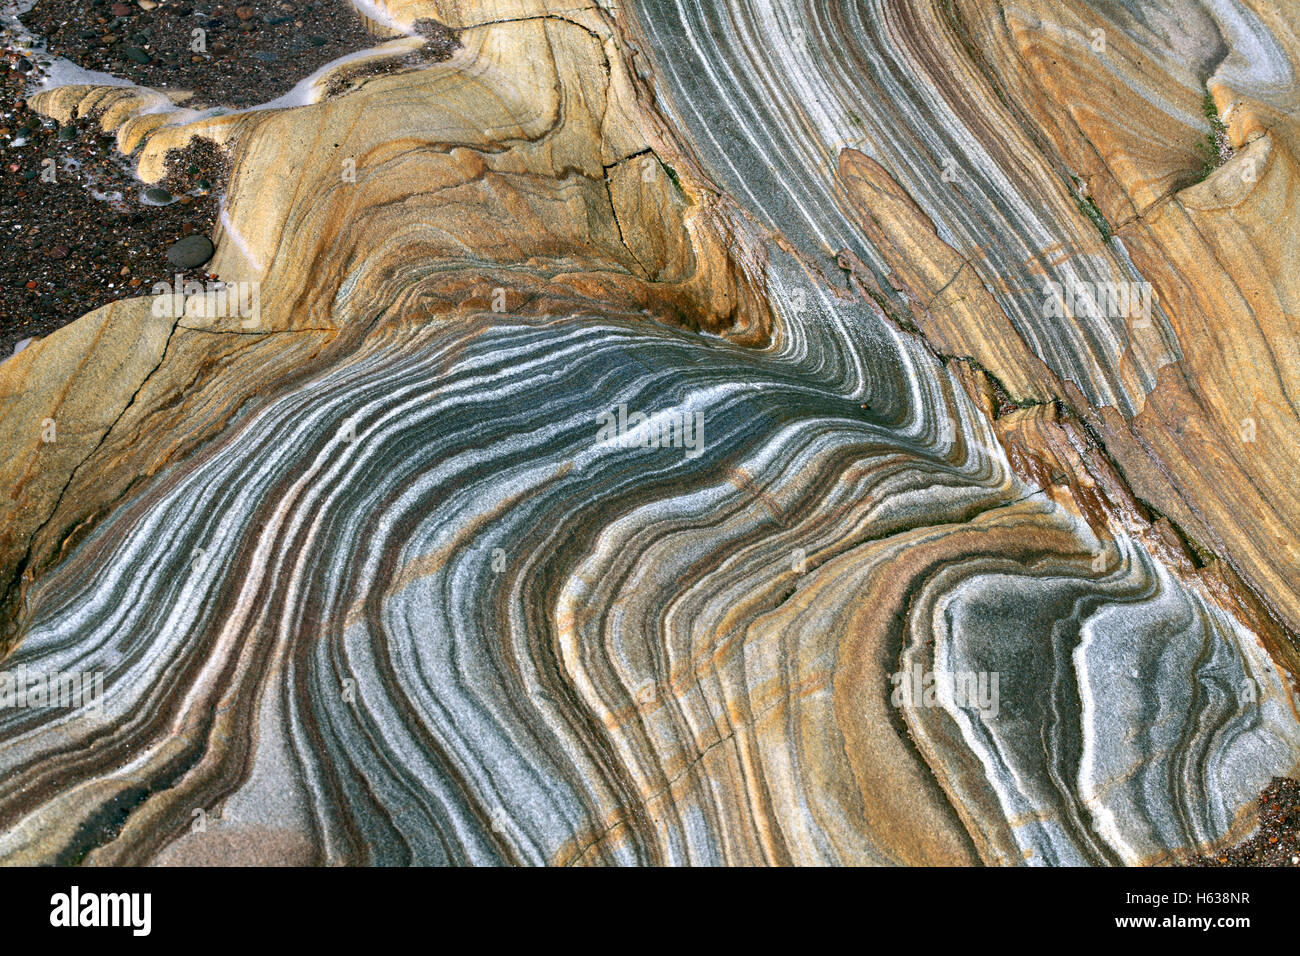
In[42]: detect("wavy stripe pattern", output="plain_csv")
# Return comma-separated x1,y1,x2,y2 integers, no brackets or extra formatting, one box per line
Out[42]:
0,0,1297,866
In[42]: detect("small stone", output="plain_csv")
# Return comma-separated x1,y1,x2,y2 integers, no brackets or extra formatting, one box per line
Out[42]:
122,46,152,64
48,245,69,259
251,50,278,61
57,125,76,140
165,234,214,268
111,0,133,12
181,221,196,234
24,280,37,290
308,35,327,46
235,4,254,18
144,186,172,203
138,0,159,8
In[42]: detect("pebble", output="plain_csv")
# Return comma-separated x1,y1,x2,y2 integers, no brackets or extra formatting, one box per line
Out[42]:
138,0,158,8
235,5,254,18
56,125,76,140
165,234,213,268
144,186,172,203
121,46,152,64
110,1,133,14
48,245,69,259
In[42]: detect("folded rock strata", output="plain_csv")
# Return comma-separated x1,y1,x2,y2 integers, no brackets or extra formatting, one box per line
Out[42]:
0,0,1297,865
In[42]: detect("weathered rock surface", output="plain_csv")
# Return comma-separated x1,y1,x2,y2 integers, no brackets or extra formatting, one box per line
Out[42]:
0,0,1297,866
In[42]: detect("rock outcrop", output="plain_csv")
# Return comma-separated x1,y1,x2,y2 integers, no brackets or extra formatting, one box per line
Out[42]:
0,0,1297,865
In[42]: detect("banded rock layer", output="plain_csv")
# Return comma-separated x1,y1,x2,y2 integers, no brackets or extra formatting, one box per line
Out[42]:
0,0,1297,865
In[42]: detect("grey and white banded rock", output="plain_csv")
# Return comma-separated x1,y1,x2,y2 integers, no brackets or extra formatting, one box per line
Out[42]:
0,0,1297,866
